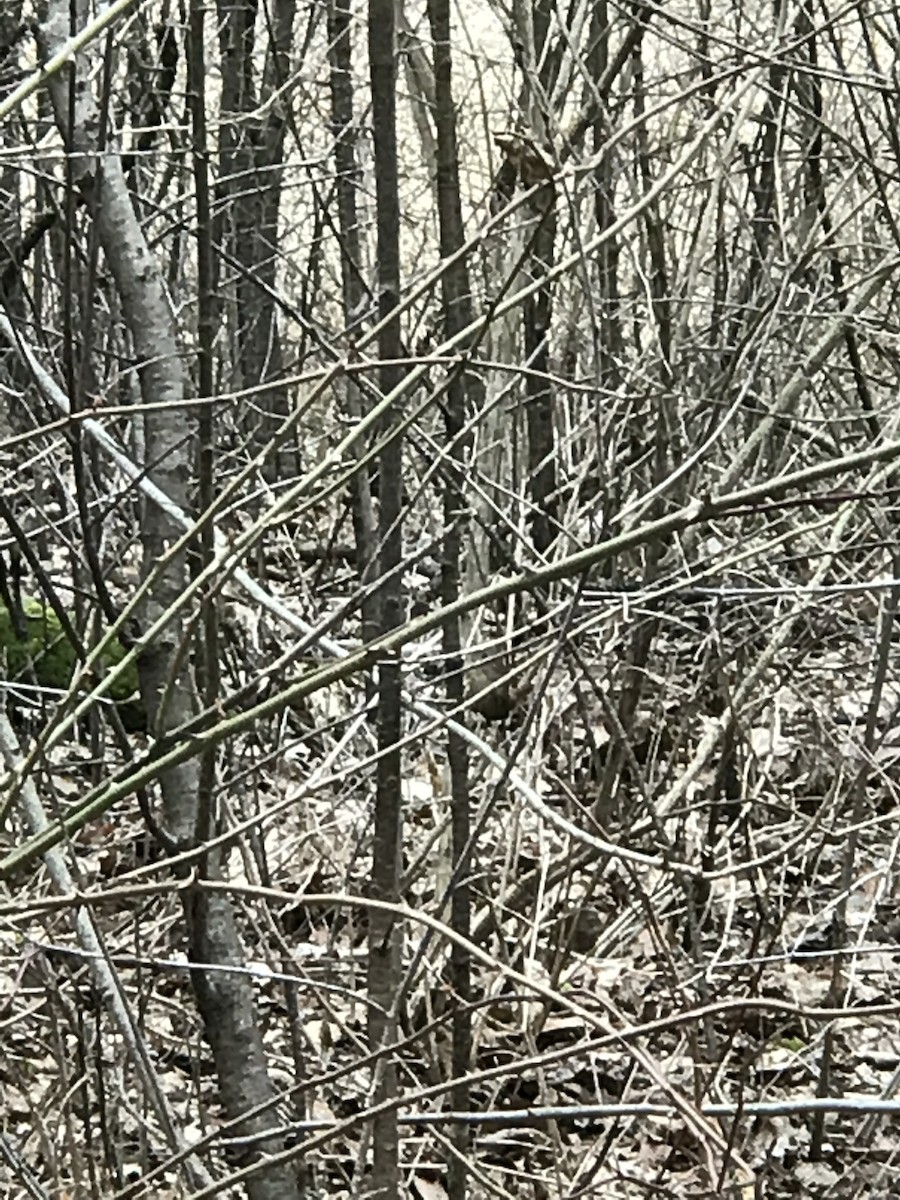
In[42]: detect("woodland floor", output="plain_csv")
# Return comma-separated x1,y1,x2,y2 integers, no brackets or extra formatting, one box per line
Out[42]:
3,562,900,1199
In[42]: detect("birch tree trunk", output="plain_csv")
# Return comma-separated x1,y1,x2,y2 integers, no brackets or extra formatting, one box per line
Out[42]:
40,7,300,1195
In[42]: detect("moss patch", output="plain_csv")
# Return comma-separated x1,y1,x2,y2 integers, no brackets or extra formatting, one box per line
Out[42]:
0,598,139,705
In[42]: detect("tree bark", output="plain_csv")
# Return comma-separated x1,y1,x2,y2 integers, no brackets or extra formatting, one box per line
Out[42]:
426,0,475,1192
367,0,405,1196
329,0,379,658
216,0,295,477
41,7,300,1195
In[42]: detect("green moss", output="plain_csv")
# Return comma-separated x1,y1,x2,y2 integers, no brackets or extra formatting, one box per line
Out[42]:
0,598,139,707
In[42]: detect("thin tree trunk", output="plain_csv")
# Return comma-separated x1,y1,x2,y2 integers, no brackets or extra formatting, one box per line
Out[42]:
216,0,295,477
328,0,379,656
0,0,26,441
367,0,404,1195
523,176,557,556
426,0,475,1192
521,7,557,558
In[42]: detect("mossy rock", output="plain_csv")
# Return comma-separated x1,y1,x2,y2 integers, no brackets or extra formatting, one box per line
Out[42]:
0,599,141,718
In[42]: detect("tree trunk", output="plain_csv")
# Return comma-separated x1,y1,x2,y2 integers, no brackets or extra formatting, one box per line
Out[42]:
367,0,404,1195
329,0,379,657
426,0,475,1192
41,7,300,1195
216,0,295,478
